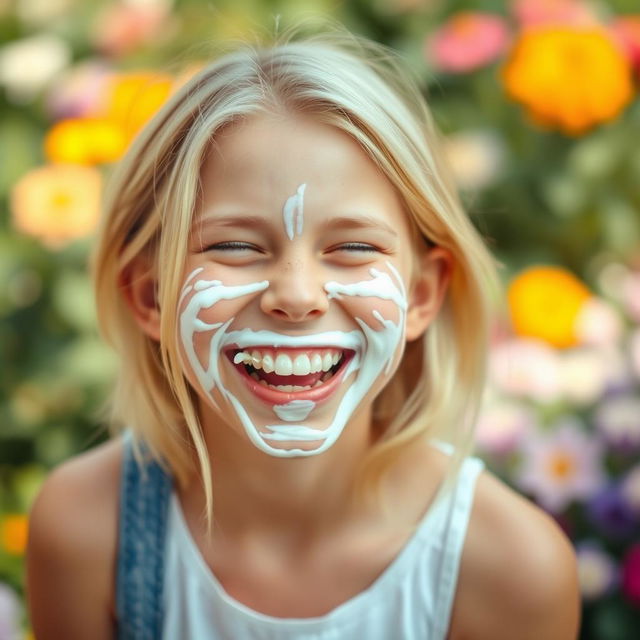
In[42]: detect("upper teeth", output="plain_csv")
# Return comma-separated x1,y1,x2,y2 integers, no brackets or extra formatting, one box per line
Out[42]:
233,349,342,375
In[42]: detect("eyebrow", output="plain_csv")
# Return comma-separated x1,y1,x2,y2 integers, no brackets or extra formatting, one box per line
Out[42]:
193,212,399,237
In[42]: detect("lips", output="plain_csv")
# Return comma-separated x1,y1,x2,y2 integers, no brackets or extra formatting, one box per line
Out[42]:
225,346,355,405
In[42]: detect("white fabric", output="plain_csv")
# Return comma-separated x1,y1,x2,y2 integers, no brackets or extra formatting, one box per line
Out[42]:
162,445,485,640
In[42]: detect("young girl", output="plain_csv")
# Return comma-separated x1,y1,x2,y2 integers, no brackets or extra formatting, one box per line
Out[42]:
26,33,580,639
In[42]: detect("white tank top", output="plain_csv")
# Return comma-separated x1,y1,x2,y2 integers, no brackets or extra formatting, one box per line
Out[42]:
162,447,485,640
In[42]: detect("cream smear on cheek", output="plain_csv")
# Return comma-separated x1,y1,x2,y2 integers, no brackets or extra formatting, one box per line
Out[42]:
178,261,408,457
282,183,306,240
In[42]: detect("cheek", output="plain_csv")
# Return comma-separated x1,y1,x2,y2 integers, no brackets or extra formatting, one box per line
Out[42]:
337,296,404,330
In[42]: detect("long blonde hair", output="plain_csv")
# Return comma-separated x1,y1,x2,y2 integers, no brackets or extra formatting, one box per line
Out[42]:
92,32,499,527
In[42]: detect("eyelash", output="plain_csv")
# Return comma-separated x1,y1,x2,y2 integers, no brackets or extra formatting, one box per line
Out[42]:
204,242,380,253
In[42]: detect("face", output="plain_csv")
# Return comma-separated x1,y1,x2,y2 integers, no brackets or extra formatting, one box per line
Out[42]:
176,112,430,458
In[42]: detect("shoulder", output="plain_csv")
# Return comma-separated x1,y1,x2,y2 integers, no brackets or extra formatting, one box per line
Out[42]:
448,467,580,640
26,435,124,640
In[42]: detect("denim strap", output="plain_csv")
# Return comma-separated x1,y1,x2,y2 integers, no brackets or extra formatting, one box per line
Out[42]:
116,431,172,639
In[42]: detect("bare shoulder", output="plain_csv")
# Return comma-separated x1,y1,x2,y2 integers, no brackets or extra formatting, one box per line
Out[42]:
448,467,581,640
26,435,124,640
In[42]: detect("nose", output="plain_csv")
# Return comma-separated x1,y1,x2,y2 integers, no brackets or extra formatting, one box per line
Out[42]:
260,257,329,323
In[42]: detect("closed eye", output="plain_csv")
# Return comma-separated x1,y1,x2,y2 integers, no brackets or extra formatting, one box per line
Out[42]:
203,241,263,253
330,243,380,253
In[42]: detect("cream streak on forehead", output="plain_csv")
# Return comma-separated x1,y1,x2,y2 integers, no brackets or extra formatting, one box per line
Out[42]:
283,183,306,240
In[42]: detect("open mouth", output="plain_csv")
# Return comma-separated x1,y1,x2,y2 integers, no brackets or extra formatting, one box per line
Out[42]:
225,346,355,403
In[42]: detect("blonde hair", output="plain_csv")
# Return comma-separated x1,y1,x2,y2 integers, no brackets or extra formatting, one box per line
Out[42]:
92,32,499,527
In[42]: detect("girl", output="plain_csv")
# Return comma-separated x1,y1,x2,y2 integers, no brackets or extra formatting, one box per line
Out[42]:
26,33,580,639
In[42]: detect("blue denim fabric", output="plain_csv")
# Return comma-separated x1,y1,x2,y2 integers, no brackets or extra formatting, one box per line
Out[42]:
116,431,173,639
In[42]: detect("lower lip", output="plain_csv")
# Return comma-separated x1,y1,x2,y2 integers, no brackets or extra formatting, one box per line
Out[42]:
229,355,354,405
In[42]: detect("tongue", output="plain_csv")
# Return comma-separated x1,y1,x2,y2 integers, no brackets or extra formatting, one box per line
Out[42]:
256,370,326,386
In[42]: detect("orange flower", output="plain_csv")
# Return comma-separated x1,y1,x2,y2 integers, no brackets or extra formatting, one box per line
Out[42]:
1,514,28,555
10,164,102,248
44,117,128,165
101,71,174,142
503,28,634,134
508,266,592,348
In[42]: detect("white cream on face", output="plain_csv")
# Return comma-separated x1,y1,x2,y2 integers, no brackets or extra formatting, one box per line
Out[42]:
178,262,407,457
273,400,316,422
282,183,306,240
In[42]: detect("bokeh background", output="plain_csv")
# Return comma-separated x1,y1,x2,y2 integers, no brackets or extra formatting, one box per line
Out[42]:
1,0,640,638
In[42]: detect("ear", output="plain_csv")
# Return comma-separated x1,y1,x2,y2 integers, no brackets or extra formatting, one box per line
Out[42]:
405,247,453,342
119,254,161,342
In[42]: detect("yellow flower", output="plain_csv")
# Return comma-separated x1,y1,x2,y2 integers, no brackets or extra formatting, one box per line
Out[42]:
503,28,634,134
1,514,28,556
10,164,102,248
508,266,592,348
101,71,174,142
44,118,128,165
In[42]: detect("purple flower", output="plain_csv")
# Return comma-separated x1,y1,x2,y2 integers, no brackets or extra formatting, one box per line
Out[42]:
516,418,606,513
587,484,638,540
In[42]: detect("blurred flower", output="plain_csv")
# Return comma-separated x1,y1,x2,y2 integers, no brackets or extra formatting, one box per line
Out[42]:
508,266,591,348
425,12,510,73
0,582,20,640
621,544,640,605
10,164,102,248
631,330,640,380
0,33,71,103
0,514,28,555
44,118,128,165
503,28,634,135
557,348,608,405
443,129,506,191
621,270,640,322
476,398,536,456
587,484,638,540
511,0,598,29
516,419,606,512
576,542,618,600
101,71,174,142
45,61,110,119
91,0,173,57
490,338,561,402
622,465,640,513
611,16,640,72
594,394,640,452
15,0,76,26
575,298,624,348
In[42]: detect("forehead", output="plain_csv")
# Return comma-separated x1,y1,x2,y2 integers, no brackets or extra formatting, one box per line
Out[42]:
195,112,412,236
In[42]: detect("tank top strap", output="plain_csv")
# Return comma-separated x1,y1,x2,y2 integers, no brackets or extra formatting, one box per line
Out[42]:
116,430,173,640
431,452,485,639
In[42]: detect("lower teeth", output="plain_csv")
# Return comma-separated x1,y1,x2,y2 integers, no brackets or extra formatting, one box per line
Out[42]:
249,371,332,391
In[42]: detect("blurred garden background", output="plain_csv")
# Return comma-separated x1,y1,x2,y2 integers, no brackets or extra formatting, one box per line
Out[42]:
1,0,640,637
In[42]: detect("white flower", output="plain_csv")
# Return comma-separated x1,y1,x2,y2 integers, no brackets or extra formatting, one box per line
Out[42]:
575,297,623,348
595,394,640,451
576,544,617,600
15,0,76,26
0,581,20,640
0,33,71,102
443,129,505,191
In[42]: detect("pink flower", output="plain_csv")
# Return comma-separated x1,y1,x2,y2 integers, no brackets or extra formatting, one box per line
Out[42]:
45,61,110,119
476,397,537,456
611,16,640,72
511,0,599,29
621,544,640,605
516,418,606,513
489,338,561,403
621,270,640,322
426,12,510,73
90,2,173,58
